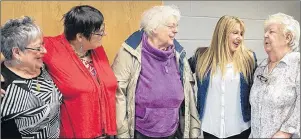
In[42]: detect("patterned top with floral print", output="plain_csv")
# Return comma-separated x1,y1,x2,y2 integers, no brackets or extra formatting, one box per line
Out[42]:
81,58,97,77
249,51,300,138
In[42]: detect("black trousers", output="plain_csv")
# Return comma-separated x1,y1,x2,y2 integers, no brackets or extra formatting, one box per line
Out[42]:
203,128,251,139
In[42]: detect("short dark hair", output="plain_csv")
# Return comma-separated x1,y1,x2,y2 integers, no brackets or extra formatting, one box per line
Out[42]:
63,5,104,41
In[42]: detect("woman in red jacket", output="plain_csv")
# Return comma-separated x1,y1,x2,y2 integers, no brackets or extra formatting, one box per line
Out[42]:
43,5,117,138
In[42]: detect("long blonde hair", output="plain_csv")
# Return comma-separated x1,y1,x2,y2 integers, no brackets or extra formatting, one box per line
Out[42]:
196,15,255,84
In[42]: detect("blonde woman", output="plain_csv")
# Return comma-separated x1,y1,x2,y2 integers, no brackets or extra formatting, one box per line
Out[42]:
189,15,257,139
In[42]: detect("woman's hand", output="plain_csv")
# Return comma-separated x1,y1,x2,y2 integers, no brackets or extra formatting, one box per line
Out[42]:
272,131,292,138
1,74,5,97
1,89,5,97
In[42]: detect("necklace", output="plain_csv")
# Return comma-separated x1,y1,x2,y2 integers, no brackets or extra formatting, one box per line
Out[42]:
34,67,46,93
34,70,42,92
77,51,90,58
71,44,89,58
36,77,41,92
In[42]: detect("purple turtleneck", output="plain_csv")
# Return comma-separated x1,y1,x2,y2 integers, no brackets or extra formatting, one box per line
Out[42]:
135,33,184,137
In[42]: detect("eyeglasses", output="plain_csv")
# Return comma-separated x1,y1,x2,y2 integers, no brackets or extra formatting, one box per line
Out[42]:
164,24,178,30
92,23,106,36
25,42,45,52
92,30,105,36
257,74,269,83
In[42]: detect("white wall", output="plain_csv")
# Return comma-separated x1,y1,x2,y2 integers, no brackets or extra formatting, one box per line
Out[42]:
163,1,300,137
164,1,300,63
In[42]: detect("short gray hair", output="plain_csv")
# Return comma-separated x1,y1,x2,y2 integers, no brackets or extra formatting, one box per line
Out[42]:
1,16,42,60
264,13,300,51
140,5,181,36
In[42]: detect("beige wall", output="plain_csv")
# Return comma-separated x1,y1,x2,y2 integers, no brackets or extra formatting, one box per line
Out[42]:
1,1,162,63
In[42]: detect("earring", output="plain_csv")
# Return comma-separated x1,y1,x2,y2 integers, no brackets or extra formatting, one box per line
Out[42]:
12,58,21,66
17,59,21,64
79,43,83,53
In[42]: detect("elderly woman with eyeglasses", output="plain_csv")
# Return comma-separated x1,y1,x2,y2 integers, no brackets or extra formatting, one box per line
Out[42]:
112,5,201,139
249,13,300,138
42,5,117,138
1,16,62,138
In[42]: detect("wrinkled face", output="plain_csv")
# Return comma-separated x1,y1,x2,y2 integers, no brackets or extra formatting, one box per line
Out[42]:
228,23,243,53
19,37,47,70
82,23,106,49
153,17,178,48
264,23,287,54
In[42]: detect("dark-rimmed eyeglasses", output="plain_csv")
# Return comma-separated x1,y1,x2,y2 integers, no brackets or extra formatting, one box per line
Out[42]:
257,74,269,83
92,23,106,36
25,43,45,52
25,47,44,51
92,30,105,36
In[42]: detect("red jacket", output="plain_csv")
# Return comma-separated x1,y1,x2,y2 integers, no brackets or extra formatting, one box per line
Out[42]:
43,34,117,138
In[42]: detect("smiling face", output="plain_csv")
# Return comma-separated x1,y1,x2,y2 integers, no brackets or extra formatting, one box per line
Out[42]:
264,23,288,54
17,36,47,70
228,23,244,54
81,23,106,50
152,16,178,48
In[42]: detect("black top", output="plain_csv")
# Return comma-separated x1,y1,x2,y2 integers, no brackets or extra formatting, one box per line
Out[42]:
1,62,62,139
1,62,22,139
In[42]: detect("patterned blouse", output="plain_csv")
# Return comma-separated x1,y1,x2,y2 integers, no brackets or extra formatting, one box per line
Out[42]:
80,58,97,77
249,52,300,138
1,63,62,138
80,57,100,84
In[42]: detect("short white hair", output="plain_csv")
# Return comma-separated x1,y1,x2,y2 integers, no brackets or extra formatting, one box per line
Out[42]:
140,5,181,36
264,13,300,51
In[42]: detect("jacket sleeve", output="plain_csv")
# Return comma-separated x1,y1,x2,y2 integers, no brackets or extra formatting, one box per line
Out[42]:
188,56,197,74
183,57,202,138
188,47,208,74
111,47,132,138
188,80,202,138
